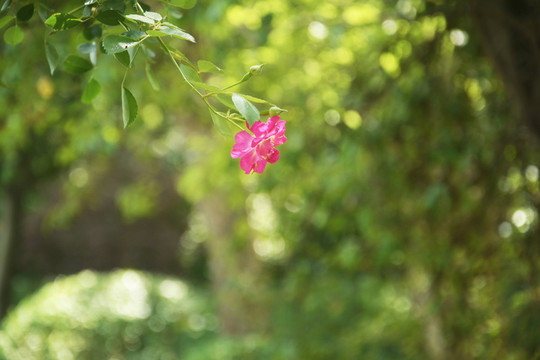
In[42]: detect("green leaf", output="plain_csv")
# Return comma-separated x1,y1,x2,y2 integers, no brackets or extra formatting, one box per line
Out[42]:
159,25,195,42
114,51,130,67
147,25,195,42
101,0,125,12
81,78,101,104
1,0,11,12
139,1,151,12
145,63,160,91
77,42,96,54
16,3,34,22
198,60,222,74
142,44,156,58
170,48,192,64
216,94,236,110
45,41,59,75
121,30,146,40
83,24,102,40
95,10,122,25
89,46,97,65
179,63,201,84
64,55,93,74
125,14,154,24
82,5,92,17
126,46,137,63
45,13,82,30
239,93,274,105
210,111,234,137
169,0,197,9
84,0,97,5
144,11,162,21
3,25,23,46
122,87,138,128
37,3,50,22
102,35,140,54
232,93,260,126
0,15,14,30
190,81,222,93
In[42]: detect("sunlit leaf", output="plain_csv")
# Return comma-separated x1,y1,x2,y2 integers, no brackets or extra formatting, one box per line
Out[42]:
198,60,222,74
145,63,160,91
170,48,195,67
121,30,147,40
3,25,23,46
1,0,11,12
125,14,154,25
147,25,195,42
216,94,236,110
179,63,201,84
0,15,14,30
45,13,82,30
122,87,138,128
190,81,222,93
81,78,101,104
210,111,234,137
45,41,59,75
232,93,260,126
144,11,162,21
102,35,140,54
239,93,274,105
77,42,97,54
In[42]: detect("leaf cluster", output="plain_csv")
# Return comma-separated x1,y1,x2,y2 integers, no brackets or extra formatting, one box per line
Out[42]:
0,0,284,133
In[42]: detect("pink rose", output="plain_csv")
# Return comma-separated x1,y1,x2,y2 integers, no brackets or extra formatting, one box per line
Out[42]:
231,116,287,174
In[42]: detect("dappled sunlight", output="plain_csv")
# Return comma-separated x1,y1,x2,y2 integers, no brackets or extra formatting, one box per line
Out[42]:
0,270,215,359
247,193,287,261
1,0,539,358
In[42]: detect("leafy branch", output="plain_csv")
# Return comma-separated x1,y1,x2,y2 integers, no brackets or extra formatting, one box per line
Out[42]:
0,0,287,135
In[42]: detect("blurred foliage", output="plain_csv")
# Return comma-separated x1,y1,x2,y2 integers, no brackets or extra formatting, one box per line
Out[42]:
177,0,540,358
1,0,540,359
0,270,217,359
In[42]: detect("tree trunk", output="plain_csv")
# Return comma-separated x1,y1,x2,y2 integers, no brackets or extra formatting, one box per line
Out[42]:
463,0,540,139
197,193,268,336
0,190,20,318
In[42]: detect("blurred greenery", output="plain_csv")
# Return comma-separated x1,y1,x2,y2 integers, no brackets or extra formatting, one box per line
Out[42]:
0,270,212,359
1,0,540,359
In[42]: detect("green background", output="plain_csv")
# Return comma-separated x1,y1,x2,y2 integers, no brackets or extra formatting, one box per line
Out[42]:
0,0,539,359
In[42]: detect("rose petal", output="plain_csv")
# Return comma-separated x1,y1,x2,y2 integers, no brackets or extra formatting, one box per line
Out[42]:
232,116,286,174
249,120,268,137
268,121,285,139
257,138,274,158
273,134,287,146
253,158,268,174
266,116,280,128
240,149,258,174
268,148,280,163
231,131,254,158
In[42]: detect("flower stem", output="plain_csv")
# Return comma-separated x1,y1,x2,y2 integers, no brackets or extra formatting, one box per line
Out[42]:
68,4,86,15
157,38,243,131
